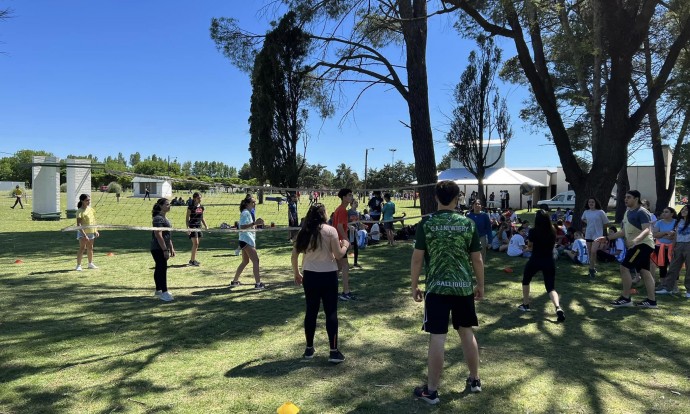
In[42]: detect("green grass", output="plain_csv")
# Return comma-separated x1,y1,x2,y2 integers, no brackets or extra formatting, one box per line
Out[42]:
1,195,689,413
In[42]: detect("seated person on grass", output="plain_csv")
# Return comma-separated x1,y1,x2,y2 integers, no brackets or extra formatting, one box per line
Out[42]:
507,226,530,257
369,222,381,245
596,226,626,264
565,230,589,264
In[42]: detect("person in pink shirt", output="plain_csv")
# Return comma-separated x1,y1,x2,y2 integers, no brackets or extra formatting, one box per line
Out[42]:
291,203,349,364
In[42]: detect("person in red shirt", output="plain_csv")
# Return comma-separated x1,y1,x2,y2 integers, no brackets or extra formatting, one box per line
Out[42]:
333,188,355,300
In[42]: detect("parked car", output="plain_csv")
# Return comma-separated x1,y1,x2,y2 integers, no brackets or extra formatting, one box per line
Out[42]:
538,191,576,210
538,190,616,210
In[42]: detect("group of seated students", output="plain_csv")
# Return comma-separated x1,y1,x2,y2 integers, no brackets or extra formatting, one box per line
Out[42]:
170,196,192,206
485,207,625,266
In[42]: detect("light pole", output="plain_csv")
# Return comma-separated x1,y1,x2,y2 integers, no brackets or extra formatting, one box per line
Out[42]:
364,147,374,197
389,148,397,165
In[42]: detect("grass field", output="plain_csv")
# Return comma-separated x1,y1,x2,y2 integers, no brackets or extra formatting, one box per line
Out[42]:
1,193,689,413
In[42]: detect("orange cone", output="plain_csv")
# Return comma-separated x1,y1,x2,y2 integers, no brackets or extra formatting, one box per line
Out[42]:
630,288,638,295
107,252,115,256
504,267,514,273
14,259,23,264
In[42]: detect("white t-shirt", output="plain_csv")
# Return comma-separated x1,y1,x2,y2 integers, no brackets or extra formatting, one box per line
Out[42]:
238,209,255,247
370,223,380,241
581,209,610,240
571,239,589,264
507,234,526,256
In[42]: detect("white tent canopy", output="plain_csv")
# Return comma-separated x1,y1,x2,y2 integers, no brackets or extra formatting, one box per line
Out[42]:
437,167,545,187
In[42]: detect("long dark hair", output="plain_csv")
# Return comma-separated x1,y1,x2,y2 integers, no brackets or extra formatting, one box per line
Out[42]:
533,209,556,244
294,204,327,253
152,198,168,217
77,193,89,209
239,197,253,212
585,197,602,210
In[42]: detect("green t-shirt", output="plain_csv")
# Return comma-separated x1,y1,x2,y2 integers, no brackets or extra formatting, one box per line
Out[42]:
414,210,481,296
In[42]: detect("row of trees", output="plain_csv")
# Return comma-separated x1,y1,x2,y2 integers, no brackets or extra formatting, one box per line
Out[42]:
211,0,690,225
0,149,416,191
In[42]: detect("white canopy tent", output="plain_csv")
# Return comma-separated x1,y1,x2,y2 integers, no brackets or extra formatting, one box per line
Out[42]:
437,167,546,209
438,167,544,187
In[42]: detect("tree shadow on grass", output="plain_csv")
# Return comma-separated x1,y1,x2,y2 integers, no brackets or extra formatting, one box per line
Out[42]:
2,240,690,413
225,358,322,378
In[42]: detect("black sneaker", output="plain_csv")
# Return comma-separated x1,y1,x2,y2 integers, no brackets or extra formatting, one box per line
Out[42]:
328,350,345,364
468,377,482,393
556,307,566,322
339,292,356,301
413,385,440,404
588,269,596,279
635,298,658,309
302,346,315,360
611,296,633,307
230,280,241,287
254,282,266,290
189,260,200,266
518,304,531,312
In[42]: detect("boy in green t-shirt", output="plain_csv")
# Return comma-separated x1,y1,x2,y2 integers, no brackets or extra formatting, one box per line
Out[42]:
411,180,485,405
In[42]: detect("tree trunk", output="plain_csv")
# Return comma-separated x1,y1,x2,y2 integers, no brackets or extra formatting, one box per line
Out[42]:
401,0,436,215
615,162,630,222
651,108,688,213
649,104,667,215
476,166,486,205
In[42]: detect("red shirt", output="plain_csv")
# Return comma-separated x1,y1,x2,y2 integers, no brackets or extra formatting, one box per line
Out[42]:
332,205,348,240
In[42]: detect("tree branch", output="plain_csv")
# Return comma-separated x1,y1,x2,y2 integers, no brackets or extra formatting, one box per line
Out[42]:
629,14,690,133
442,0,516,38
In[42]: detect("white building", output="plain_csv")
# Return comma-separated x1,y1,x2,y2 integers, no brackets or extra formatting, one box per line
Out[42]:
441,141,675,210
132,177,173,199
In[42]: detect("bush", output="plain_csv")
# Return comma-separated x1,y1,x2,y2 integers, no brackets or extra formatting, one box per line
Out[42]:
107,182,122,194
60,183,67,193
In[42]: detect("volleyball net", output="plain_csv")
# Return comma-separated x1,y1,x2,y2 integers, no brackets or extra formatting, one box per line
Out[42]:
59,170,431,235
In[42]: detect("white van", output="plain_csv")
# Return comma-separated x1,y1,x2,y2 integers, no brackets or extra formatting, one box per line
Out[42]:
537,191,616,210
538,191,576,210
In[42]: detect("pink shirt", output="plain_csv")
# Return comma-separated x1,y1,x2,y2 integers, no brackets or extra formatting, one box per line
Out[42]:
302,225,340,273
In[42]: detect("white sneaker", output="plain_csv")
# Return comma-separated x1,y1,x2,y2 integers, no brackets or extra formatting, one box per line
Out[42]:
154,290,162,297
655,288,671,295
88,263,98,269
159,291,174,301
685,292,690,299
75,265,83,271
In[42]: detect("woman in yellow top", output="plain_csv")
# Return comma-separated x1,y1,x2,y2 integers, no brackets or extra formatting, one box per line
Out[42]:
76,193,99,271
11,185,23,209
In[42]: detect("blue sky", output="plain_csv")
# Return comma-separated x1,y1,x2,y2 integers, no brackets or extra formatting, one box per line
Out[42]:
0,1,654,177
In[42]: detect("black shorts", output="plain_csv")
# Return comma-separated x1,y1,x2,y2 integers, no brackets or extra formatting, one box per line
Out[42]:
188,228,203,239
622,244,654,271
422,292,478,334
239,241,248,249
383,222,394,231
585,239,594,243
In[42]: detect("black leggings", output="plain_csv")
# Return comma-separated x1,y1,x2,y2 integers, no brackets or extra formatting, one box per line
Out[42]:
151,249,168,292
352,238,359,264
522,255,556,293
303,270,339,349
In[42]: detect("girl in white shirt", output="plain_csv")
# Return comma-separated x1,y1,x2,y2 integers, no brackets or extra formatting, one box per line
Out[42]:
291,204,349,363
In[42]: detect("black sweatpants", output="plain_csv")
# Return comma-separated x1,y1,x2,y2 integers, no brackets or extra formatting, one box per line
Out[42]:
522,255,556,293
151,249,168,292
302,270,339,349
